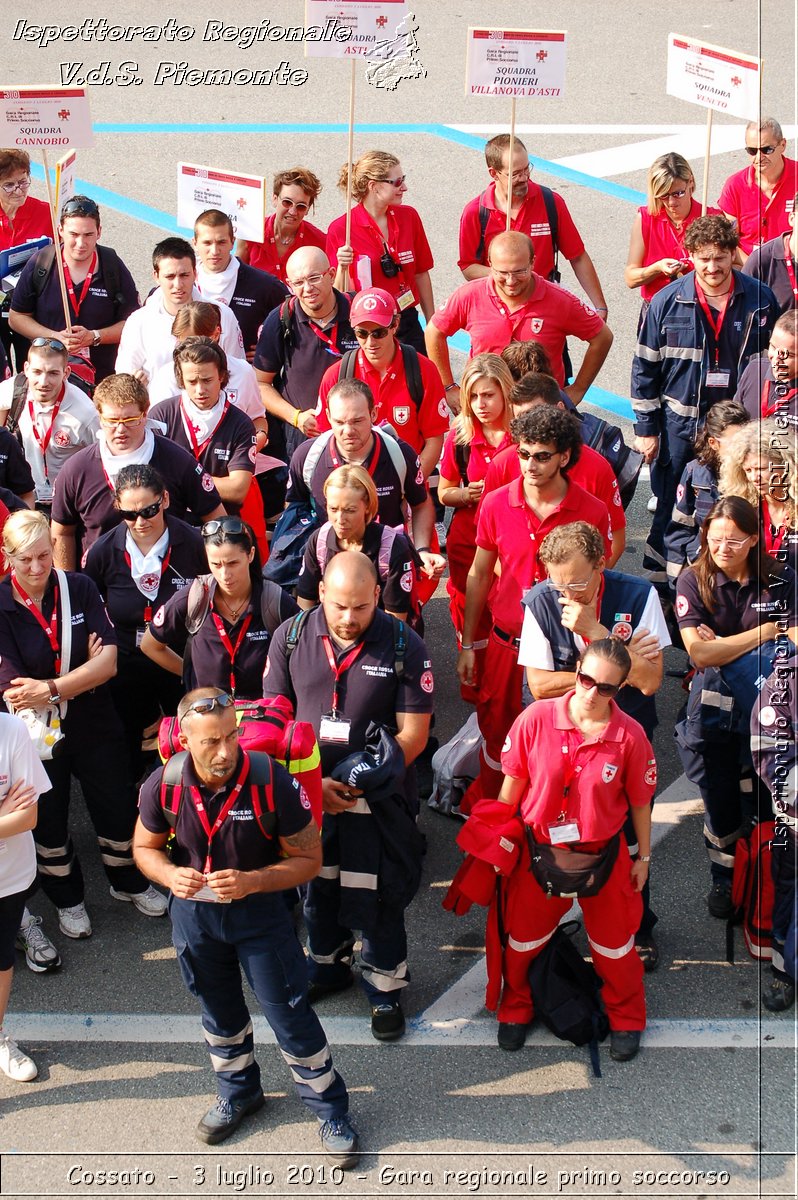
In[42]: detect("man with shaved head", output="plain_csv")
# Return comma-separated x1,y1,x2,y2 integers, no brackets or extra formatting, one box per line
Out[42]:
253,246,359,468
425,230,612,407
263,550,434,1042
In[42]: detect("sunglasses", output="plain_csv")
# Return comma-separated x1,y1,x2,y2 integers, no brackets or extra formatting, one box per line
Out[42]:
353,326,391,340
180,693,235,723
201,516,251,540
117,498,163,521
518,448,558,463
380,175,406,187
662,188,688,200
99,414,146,429
31,337,67,353
745,145,778,156
576,670,620,698
279,197,309,213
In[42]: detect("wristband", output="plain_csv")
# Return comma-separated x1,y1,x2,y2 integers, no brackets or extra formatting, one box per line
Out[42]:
596,307,608,315
416,546,431,554
461,643,475,651
639,855,651,863
292,408,301,428
444,383,459,393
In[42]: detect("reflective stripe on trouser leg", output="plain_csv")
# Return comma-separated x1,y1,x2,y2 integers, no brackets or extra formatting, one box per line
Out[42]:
205,1019,256,1078
72,733,146,894
498,860,569,1024
581,842,645,1031
359,906,409,1005
32,754,85,907
677,736,749,881
304,873,356,990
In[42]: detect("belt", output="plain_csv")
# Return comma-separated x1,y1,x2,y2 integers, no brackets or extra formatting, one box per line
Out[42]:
493,625,521,649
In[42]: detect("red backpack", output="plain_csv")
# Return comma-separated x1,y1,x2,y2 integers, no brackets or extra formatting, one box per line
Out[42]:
729,820,776,961
158,695,322,828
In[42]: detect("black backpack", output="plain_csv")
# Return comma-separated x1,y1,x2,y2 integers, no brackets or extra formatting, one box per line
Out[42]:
339,343,424,412
527,920,609,1077
31,243,127,317
4,374,28,438
475,185,561,283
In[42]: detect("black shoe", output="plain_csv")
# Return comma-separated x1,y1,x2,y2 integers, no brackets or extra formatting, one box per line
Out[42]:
196,1092,264,1144
634,933,660,973
762,977,796,1013
497,1022,528,1052
371,1002,405,1041
707,882,734,920
307,974,354,1005
609,1030,641,1062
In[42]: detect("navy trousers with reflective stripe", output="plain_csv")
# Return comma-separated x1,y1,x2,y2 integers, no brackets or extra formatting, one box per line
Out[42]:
170,892,348,1117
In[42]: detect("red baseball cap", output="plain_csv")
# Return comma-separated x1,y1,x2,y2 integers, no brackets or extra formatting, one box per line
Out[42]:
349,288,398,328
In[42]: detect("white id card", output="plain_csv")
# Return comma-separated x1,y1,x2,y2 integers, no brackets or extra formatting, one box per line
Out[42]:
548,820,581,845
190,883,224,903
320,715,351,744
135,628,147,647
705,370,731,388
396,287,415,311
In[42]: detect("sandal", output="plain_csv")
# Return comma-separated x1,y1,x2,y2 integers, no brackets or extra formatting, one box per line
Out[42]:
635,933,660,973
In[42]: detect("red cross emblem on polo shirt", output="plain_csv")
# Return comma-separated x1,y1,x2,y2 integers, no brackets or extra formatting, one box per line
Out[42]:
237,197,247,209
58,109,70,119
376,15,388,27
731,76,742,86
536,50,548,62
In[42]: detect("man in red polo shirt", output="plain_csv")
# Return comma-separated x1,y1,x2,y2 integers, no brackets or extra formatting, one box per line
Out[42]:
719,118,798,262
425,232,613,403
457,134,607,316
315,288,448,480
457,405,612,802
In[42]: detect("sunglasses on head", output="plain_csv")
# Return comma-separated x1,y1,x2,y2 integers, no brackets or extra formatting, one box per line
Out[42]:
201,516,251,540
61,198,100,218
180,693,235,724
353,326,391,340
117,498,163,521
576,670,620,698
31,337,67,354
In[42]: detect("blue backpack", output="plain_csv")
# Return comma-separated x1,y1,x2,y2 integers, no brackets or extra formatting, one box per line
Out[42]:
262,498,320,590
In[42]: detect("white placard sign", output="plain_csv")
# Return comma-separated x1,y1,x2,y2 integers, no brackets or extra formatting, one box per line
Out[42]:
466,28,566,97
666,34,760,121
177,163,266,242
0,85,93,148
304,0,407,59
55,150,77,214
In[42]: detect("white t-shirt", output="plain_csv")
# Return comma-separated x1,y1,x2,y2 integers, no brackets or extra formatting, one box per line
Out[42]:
0,713,52,899
115,288,245,381
0,379,99,502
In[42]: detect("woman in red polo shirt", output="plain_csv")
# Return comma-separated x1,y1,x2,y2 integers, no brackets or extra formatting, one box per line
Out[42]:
0,149,53,366
439,354,513,697
624,153,723,322
328,150,434,356
494,637,654,1060
237,167,326,283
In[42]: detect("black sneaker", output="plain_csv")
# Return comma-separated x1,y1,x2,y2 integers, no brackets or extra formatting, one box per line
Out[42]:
319,1116,360,1168
762,977,796,1012
371,1002,405,1041
307,974,354,1005
609,1030,641,1062
707,882,734,919
497,1022,528,1052
196,1092,264,1144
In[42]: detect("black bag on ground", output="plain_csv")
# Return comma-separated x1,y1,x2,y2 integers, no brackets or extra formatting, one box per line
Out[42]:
528,920,609,1077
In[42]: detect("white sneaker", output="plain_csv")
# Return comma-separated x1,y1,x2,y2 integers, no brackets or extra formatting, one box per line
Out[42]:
0,1033,38,1082
57,902,92,939
435,520,447,551
16,914,62,973
647,495,658,513
110,885,168,917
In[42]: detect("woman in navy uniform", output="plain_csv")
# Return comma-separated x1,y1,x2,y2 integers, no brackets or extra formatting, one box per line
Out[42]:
141,516,297,700
0,510,166,943
675,496,798,917
84,463,208,783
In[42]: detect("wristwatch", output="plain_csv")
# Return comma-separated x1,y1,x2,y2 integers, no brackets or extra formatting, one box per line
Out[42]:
46,678,62,704
91,329,102,346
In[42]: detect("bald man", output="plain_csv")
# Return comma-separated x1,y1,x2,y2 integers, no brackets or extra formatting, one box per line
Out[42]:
425,230,613,407
253,247,359,466
263,551,434,1041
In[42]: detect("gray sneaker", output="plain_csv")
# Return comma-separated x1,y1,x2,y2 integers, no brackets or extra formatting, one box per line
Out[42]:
16,914,61,973
57,902,92,939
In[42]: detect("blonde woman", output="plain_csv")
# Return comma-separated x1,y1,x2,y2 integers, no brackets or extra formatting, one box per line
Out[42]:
720,420,798,572
327,150,434,354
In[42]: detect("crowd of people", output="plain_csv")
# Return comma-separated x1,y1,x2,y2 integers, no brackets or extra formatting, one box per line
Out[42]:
0,118,795,1157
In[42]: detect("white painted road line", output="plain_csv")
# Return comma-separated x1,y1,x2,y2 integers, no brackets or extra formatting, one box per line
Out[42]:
10,1012,794,1049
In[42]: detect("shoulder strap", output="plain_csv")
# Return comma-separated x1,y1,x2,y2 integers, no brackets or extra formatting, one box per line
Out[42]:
540,186,560,278
6,374,28,437
245,751,275,837
302,429,334,490
389,614,407,681
32,245,57,299
185,575,213,636
285,608,313,658
259,577,291,634
377,524,398,583
53,568,72,722
279,296,296,350
96,245,124,319
475,203,491,264
375,429,408,490
316,523,333,576
160,751,189,825
454,441,471,485
340,348,358,380
399,344,423,411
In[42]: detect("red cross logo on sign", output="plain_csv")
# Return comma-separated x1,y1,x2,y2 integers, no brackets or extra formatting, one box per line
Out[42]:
376,15,388,28
58,109,70,120
731,76,742,86
237,197,247,209
536,50,548,62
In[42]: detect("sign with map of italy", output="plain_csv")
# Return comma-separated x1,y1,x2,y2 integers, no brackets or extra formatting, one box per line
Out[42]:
666,34,760,121
466,29,567,98
0,85,93,147
305,0,407,58
177,163,265,241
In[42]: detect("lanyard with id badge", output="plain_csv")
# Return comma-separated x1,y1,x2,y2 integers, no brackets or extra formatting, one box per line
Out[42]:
318,635,364,745
696,285,732,390
188,756,249,902
548,743,582,845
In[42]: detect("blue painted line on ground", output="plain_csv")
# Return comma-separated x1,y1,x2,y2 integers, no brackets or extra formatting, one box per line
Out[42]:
30,163,187,236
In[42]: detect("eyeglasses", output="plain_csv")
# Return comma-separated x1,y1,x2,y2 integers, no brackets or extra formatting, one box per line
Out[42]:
662,188,688,201
99,413,146,429
745,145,778,156
380,175,406,187
31,337,67,353
353,326,391,340
0,175,31,195
576,670,621,698
547,571,595,594
496,165,531,181
201,516,251,540
279,197,310,213
492,267,532,281
287,272,326,290
61,197,100,218
707,535,753,550
117,498,163,521
180,692,235,724
517,448,557,463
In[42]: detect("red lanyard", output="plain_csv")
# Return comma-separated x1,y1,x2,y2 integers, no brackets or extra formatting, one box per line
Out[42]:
63,252,96,319
321,635,365,715
329,434,381,478
308,319,339,353
784,238,798,300
27,386,65,481
12,573,61,673
763,500,788,557
189,754,250,874
123,545,172,623
761,378,798,418
211,610,252,696
181,399,229,460
695,283,731,368
362,207,409,288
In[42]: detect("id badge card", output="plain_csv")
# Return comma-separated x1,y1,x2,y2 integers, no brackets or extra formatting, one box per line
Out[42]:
319,713,351,744
396,287,415,311
191,883,223,903
135,627,147,648
705,370,731,388
548,819,581,845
